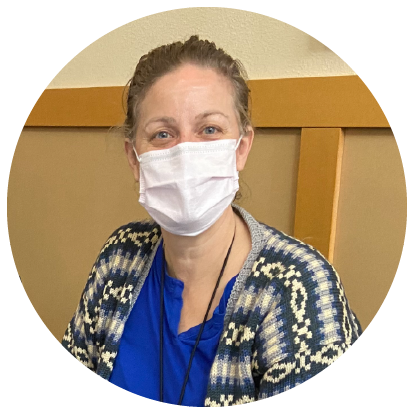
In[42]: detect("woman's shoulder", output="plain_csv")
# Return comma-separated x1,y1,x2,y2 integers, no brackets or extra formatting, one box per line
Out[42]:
254,221,342,299
236,206,361,338
99,218,161,257
82,219,161,306
236,205,333,277
259,222,332,272
237,207,342,305
252,221,362,340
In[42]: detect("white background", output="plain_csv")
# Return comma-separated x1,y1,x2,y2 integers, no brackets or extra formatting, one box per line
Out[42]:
2,1,410,411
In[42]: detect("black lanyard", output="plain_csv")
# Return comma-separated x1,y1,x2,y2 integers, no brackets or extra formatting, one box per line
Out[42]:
160,229,236,405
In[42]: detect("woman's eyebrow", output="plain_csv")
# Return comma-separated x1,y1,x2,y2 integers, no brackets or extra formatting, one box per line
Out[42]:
144,112,229,130
144,116,177,129
195,111,229,120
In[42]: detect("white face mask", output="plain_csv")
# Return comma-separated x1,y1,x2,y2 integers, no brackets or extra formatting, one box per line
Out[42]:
133,137,242,236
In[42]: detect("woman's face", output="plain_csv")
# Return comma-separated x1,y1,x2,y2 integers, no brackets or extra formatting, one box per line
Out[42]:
126,63,253,181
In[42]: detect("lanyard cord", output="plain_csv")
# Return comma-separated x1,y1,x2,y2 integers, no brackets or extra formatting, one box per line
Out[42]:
160,224,236,405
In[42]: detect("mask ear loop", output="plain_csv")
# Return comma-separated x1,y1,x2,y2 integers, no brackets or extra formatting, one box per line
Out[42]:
235,135,243,150
132,145,142,162
234,135,243,175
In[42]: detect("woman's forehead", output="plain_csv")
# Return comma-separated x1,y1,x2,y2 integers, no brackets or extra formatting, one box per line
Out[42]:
138,64,237,124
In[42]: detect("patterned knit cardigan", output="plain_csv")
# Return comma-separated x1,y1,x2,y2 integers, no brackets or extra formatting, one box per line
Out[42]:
62,206,361,406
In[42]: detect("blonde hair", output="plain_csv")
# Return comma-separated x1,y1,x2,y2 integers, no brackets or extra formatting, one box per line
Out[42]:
123,35,251,142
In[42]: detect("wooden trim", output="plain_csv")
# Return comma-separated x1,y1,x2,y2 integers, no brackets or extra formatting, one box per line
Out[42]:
249,76,389,128
293,128,344,262
26,87,126,127
25,76,389,128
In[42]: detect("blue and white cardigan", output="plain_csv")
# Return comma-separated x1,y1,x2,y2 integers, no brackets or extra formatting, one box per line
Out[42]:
62,206,361,406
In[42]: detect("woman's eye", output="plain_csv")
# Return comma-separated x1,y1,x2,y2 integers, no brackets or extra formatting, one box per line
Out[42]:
204,126,218,135
155,131,170,139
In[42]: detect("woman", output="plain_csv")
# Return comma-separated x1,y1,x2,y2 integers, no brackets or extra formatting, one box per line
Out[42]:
62,35,361,407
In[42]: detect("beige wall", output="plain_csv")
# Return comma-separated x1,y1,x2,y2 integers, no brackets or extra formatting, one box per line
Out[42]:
48,7,354,89
333,128,406,328
240,128,300,233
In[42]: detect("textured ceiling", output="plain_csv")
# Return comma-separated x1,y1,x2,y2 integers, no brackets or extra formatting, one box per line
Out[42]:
48,8,355,88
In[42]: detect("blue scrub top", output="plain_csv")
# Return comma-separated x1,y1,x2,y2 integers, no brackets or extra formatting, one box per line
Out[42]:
109,240,238,406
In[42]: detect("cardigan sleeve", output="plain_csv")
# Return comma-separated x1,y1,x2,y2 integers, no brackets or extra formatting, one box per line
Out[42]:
254,253,362,400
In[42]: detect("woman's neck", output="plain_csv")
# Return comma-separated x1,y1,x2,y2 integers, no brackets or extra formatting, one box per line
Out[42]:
161,206,238,287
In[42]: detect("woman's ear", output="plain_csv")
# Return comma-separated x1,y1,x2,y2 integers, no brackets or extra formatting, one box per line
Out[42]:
125,140,140,181
236,126,254,171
